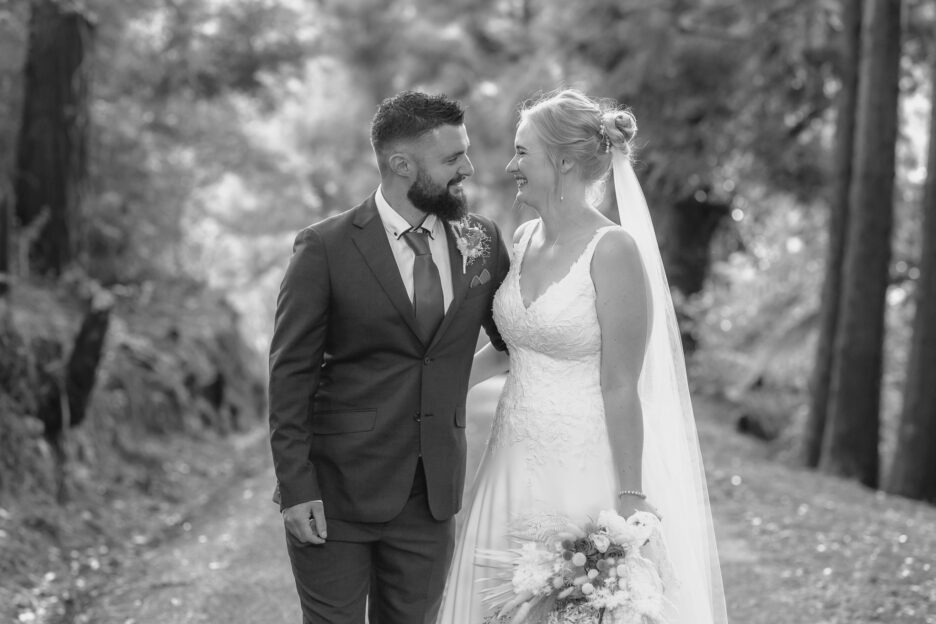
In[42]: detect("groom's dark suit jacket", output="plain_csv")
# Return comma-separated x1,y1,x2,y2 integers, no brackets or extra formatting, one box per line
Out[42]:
269,193,509,526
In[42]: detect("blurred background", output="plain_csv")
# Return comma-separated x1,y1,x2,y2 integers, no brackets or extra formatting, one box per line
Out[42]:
1,0,935,622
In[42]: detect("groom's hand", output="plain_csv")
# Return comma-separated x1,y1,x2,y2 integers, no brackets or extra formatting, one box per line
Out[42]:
283,500,328,544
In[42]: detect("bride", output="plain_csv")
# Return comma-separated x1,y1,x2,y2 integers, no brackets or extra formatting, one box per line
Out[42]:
436,89,727,623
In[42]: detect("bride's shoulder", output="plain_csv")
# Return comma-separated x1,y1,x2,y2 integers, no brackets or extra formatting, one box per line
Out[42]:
591,226,642,273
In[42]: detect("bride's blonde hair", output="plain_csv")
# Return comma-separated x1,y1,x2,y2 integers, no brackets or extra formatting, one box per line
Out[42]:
520,88,637,206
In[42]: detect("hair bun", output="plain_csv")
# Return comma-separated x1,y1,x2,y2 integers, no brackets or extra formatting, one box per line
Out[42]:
600,109,637,155
615,110,637,143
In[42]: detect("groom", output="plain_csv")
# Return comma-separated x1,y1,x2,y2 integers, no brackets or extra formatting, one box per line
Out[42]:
269,91,510,623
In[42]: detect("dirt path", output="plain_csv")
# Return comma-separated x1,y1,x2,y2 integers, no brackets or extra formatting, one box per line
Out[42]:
78,378,936,624
76,432,300,624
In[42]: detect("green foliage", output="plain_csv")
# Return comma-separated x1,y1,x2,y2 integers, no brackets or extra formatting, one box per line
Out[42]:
688,164,925,467
77,0,316,285
686,189,824,395
0,281,263,491
3,0,934,414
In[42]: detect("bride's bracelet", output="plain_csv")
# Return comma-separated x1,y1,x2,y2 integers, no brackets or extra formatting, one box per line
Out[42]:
617,489,647,499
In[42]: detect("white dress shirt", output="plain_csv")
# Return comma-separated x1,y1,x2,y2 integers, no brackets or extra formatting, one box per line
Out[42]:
375,186,454,312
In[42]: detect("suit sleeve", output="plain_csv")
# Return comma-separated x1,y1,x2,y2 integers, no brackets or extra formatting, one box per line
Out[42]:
269,227,329,509
482,218,510,352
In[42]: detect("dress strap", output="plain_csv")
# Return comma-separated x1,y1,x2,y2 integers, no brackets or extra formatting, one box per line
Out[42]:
513,219,542,262
578,225,619,271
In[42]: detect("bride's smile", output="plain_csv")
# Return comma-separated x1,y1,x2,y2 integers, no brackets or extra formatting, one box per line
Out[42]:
506,119,555,208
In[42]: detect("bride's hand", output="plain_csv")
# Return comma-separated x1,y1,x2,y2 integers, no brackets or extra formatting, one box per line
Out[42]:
618,494,662,521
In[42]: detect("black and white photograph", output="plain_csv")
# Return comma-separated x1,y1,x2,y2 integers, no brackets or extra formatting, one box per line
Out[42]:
1,1,934,623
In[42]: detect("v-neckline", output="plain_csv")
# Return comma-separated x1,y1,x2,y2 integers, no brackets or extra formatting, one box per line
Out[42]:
517,221,612,311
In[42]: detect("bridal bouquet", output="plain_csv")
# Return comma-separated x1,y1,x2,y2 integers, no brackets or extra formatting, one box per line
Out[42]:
479,510,670,624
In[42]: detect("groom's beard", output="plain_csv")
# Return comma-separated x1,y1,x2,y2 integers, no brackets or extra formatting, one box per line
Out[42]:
407,169,467,222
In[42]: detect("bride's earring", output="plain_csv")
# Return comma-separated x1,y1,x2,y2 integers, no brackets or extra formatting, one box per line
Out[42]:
558,159,573,203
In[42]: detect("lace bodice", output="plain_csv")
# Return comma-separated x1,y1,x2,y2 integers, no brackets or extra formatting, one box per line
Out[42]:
489,221,618,466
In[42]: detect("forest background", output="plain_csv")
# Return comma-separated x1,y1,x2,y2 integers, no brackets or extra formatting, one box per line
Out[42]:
1,0,935,622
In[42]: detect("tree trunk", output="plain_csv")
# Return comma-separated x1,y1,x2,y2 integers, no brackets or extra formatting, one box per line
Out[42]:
820,0,902,487
37,289,113,439
886,44,936,502
0,181,10,296
658,192,730,298
37,287,112,503
520,0,532,24
14,0,93,277
801,0,862,467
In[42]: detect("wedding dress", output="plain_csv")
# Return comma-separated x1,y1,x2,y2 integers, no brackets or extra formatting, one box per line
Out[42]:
437,215,726,623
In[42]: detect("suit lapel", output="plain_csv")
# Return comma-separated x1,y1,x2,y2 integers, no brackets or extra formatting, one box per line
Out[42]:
350,196,423,342
427,222,470,351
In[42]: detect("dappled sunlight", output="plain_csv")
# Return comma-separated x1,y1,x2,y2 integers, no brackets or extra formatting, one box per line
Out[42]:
2,0,935,622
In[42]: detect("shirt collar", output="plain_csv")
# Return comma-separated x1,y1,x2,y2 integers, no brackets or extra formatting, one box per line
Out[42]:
375,185,440,240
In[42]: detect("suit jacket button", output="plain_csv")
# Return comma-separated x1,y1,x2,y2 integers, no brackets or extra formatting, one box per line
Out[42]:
424,357,432,365
414,412,421,422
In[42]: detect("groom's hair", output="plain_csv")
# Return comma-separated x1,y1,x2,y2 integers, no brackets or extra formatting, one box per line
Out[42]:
371,91,465,175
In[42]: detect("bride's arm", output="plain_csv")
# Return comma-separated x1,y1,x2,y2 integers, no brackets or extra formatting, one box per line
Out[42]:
469,341,510,387
592,228,656,517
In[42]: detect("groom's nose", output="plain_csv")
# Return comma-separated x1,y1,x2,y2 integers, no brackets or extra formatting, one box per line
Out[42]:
459,155,474,178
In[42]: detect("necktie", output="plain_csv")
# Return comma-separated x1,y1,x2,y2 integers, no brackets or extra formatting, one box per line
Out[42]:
401,227,445,342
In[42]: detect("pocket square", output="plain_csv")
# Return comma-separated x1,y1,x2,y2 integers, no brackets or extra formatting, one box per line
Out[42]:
470,268,491,288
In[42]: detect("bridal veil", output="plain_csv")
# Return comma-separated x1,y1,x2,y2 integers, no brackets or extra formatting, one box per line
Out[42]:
612,151,729,623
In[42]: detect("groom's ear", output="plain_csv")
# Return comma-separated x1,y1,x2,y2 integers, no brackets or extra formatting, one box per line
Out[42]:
388,152,414,179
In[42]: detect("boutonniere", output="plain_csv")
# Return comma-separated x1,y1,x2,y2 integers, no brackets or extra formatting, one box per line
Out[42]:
450,216,491,274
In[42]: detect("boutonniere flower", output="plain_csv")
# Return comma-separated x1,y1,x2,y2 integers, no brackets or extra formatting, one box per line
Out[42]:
450,216,491,274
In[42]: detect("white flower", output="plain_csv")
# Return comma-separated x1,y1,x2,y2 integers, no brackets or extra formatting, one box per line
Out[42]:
511,542,555,596
597,509,633,544
591,533,611,553
597,509,660,550
587,585,630,610
625,511,659,546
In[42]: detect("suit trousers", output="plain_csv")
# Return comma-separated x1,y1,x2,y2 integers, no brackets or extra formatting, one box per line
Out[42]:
284,460,455,624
